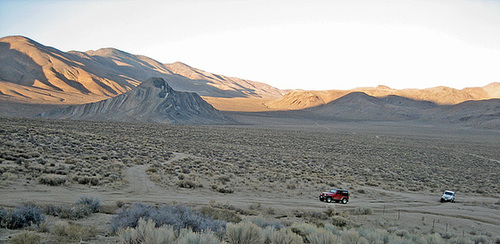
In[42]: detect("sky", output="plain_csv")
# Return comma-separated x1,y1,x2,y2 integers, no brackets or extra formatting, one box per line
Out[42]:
1,0,500,90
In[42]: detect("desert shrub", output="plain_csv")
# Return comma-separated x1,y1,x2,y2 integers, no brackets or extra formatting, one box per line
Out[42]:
177,229,222,244
293,209,328,221
351,206,373,215
266,207,276,215
331,216,349,228
307,229,340,244
226,221,263,244
392,238,414,244
324,206,338,217
216,186,234,194
472,235,489,244
362,229,391,244
249,202,261,210
155,205,225,235
63,204,92,219
119,218,176,244
43,204,62,216
9,205,45,229
110,203,154,232
38,221,50,233
76,196,101,213
286,183,296,189
263,226,276,243
110,203,225,236
395,229,409,237
90,177,100,186
0,208,8,228
200,206,242,223
177,179,198,188
424,233,445,244
323,224,341,236
270,228,304,244
38,174,66,186
50,220,96,242
251,216,283,230
44,203,92,220
77,176,91,185
448,236,470,244
404,233,427,244
216,175,231,183
10,231,41,244
341,230,368,244
116,200,125,208
441,232,455,240
291,223,320,241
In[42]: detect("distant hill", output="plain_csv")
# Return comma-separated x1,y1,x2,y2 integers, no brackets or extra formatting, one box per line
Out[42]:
300,92,499,129
306,92,438,121
426,99,500,130
36,77,233,124
0,35,281,107
265,84,500,110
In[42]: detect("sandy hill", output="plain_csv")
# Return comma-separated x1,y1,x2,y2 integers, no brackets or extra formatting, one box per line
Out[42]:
0,36,281,108
36,77,233,124
266,84,500,110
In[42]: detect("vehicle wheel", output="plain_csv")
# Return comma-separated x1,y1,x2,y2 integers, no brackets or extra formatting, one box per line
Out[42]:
326,197,332,203
440,198,445,203
341,198,348,204
451,199,455,203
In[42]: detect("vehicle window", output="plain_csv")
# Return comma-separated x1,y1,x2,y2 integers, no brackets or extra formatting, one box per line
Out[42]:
444,192,452,196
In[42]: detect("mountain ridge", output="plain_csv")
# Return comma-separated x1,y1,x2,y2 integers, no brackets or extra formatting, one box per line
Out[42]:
0,35,281,106
266,83,500,110
0,35,499,125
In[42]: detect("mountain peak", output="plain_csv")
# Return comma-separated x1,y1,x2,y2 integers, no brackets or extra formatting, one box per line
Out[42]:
84,47,132,58
140,77,168,89
0,35,36,44
138,77,174,98
376,85,392,90
170,61,192,68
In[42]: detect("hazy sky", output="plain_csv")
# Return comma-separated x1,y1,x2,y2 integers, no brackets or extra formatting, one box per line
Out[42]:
1,0,500,90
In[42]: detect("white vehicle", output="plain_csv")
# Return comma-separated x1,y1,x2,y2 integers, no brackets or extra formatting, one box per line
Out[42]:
440,190,455,203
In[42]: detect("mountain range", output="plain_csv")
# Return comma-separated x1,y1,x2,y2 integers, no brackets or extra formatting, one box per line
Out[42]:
0,36,281,106
0,35,499,128
264,84,500,111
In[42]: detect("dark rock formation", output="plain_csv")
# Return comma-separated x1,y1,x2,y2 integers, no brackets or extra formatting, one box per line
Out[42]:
36,78,234,124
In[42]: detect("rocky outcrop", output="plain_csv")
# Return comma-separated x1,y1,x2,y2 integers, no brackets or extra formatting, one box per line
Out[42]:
36,78,234,124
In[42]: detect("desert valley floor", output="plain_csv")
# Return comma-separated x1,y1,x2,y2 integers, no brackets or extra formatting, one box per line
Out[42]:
0,118,499,243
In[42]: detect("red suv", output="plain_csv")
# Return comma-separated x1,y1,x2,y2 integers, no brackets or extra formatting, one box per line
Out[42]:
319,189,349,204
